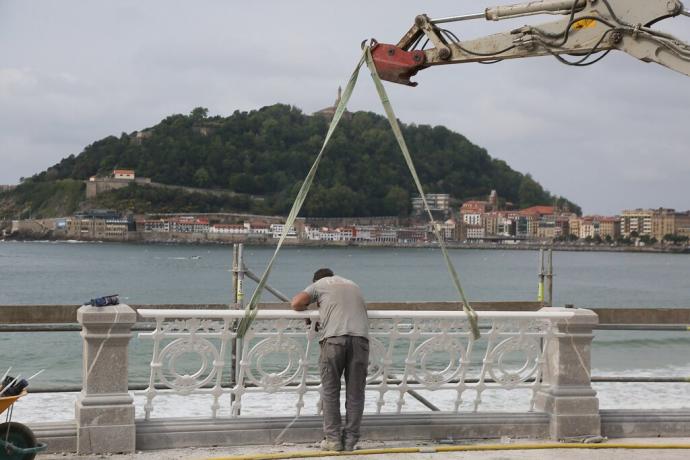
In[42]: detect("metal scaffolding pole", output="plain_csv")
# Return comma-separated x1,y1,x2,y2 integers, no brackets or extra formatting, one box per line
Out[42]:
546,248,554,307
538,248,545,305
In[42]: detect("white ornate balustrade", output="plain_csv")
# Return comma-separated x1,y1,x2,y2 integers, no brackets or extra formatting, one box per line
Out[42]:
136,309,576,420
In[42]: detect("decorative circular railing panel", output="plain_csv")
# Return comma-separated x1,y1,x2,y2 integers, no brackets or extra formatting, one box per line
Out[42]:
486,336,542,388
410,335,467,388
243,336,305,392
157,336,219,394
137,310,568,419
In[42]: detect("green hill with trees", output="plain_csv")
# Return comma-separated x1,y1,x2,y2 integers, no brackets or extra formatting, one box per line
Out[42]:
0,104,580,218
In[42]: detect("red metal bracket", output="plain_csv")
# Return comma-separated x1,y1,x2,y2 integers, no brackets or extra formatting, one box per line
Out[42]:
370,41,427,87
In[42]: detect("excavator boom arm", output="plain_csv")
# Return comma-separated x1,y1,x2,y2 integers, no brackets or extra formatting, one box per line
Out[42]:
370,0,690,86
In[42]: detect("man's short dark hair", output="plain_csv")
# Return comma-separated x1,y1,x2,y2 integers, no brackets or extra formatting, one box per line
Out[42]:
313,268,334,282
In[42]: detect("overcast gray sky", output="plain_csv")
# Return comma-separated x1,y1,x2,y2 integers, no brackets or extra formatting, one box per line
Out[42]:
1,0,688,215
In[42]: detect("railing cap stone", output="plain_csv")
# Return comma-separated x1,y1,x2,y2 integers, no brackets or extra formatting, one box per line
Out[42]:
78,303,137,325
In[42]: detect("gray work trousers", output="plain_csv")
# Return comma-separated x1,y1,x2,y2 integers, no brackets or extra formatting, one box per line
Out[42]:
319,335,369,444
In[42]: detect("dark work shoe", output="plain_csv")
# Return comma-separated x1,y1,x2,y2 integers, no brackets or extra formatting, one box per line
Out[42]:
343,439,358,451
320,438,343,451
343,442,357,452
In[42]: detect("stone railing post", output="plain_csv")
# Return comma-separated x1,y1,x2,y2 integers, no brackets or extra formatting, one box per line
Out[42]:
534,307,601,440
76,303,137,454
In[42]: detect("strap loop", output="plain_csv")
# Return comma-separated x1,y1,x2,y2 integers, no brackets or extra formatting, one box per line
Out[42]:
236,50,367,338
238,46,480,341
364,46,480,340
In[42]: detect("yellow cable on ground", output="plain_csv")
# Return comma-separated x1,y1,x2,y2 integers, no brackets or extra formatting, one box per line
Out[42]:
206,442,690,460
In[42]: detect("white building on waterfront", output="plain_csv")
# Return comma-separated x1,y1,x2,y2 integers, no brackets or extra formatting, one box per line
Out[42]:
209,223,250,234
270,223,298,239
169,217,209,234
141,219,170,233
306,226,354,241
465,226,486,239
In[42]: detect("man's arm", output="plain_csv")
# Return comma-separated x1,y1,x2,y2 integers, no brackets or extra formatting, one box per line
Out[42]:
291,291,311,311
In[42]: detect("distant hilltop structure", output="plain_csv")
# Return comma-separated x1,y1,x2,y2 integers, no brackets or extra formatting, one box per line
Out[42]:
0,184,17,192
112,169,135,180
86,169,151,199
131,130,153,145
313,87,351,120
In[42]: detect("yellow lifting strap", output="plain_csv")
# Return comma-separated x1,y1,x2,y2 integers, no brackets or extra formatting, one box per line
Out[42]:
237,46,480,340
364,46,479,340
235,50,366,339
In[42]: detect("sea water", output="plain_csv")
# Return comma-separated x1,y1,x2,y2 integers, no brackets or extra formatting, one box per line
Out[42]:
1,241,689,421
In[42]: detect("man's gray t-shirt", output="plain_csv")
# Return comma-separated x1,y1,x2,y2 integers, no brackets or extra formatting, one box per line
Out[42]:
303,275,369,341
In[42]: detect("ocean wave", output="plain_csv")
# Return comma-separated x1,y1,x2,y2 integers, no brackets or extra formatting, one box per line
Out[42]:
594,337,690,347
11,381,690,424
593,364,690,377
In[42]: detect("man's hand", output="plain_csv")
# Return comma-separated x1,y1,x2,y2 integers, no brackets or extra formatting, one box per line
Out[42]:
291,291,311,311
305,318,321,332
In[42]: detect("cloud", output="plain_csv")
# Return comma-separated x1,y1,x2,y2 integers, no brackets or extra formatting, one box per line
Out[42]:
0,68,38,97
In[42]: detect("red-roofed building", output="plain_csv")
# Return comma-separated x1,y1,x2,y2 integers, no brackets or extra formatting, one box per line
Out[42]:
519,205,555,217
599,216,621,239
113,169,135,180
459,201,488,240
170,217,209,233
460,200,488,214
249,222,270,235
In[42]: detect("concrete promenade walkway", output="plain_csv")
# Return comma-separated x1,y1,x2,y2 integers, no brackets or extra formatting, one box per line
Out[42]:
38,438,690,460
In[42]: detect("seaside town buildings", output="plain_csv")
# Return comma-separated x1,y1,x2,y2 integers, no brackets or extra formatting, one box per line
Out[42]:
11,207,689,245
8,181,689,245
620,208,690,240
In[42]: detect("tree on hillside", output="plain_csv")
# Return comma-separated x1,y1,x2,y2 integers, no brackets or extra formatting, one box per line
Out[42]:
190,107,208,120
518,174,545,208
383,186,410,217
10,104,579,218
193,167,211,188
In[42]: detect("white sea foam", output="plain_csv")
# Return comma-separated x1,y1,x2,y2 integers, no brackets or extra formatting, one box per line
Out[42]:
13,368,690,424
